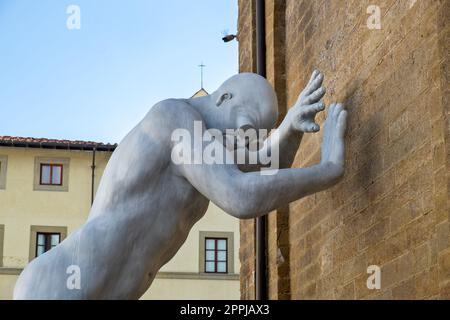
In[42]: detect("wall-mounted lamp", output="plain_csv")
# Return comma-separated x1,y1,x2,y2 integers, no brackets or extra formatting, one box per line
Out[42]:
222,34,238,43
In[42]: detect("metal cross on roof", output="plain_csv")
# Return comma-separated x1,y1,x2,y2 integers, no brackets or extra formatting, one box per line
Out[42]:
198,62,206,89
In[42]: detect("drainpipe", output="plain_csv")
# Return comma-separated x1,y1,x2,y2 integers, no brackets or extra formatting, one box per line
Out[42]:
91,146,96,205
255,0,267,301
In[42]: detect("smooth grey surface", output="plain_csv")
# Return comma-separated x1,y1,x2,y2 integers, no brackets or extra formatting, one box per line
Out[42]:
13,71,347,299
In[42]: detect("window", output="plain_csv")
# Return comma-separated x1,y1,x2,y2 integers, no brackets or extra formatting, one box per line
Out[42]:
198,231,235,277
36,232,61,257
0,155,7,190
40,163,63,185
29,226,67,261
205,238,228,273
199,231,234,274
34,157,70,192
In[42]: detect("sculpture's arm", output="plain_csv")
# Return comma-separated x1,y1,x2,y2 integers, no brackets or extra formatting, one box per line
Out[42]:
237,70,327,170
176,103,347,219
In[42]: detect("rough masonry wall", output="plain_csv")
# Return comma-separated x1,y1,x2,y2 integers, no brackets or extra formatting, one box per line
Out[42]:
265,0,291,300
239,0,450,299
238,0,291,300
238,0,257,300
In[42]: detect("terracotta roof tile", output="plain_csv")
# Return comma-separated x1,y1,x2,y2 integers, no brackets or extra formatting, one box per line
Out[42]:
0,136,117,151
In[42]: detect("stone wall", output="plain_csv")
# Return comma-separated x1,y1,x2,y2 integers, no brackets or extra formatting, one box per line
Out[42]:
238,0,257,300
238,0,450,299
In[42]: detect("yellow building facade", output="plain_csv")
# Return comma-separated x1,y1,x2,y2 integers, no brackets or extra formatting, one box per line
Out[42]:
0,132,240,299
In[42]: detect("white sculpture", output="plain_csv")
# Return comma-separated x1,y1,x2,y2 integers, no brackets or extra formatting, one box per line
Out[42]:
14,70,347,299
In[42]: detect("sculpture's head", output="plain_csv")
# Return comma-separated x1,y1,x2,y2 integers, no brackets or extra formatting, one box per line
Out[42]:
209,73,278,133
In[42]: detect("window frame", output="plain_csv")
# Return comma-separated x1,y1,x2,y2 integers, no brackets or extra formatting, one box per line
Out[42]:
33,157,70,192
35,232,61,257
0,155,7,190
29,226,67,261
39,163,63,186
204,237,228,274
199,231,234,274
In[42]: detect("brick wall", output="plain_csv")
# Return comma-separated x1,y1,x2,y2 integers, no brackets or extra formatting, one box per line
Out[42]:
238,0,450,299
238,0,256,300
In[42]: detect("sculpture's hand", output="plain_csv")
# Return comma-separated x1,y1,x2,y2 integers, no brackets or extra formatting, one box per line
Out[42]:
321,103,347,173
288,70,326,133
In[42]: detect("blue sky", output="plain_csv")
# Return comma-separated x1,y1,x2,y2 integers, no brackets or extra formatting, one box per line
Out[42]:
0,0,238,143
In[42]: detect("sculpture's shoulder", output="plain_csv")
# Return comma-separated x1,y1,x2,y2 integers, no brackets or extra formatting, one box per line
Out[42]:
136,99,206,143
148,99,204,126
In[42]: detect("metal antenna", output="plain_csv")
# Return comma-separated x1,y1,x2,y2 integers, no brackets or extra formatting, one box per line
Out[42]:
198,62,206,89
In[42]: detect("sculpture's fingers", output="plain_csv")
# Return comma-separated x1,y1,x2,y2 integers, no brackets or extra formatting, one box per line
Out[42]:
306,69,320,87
305,72,324,95
325,103,336,129
309,123,320,132
332,103,343,121
332,111,347,165
329,104,345,161
322,103,335,159
337,109,347,139
330,104,341,141
324,103,334,129
299,70,319,100
304,87,326,105
302,101,325,116
331,135,345,165
332,104,342,134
